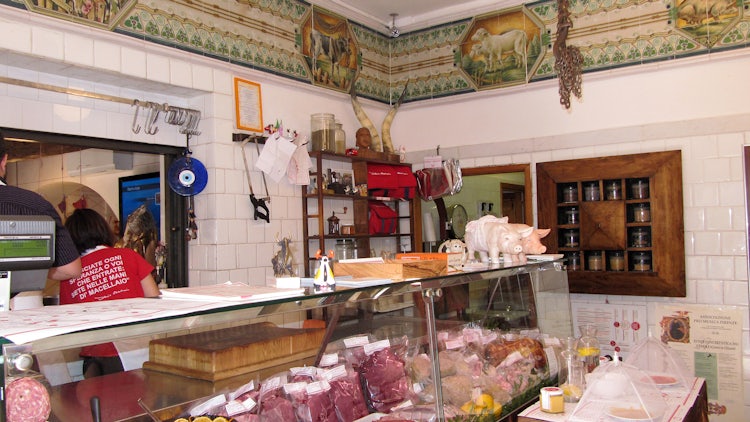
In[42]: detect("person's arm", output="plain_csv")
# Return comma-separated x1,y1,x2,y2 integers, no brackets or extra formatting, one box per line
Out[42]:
47,257,82,281
140,274,161,297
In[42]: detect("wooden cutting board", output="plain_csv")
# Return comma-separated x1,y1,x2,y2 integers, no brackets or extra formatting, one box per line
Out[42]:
143,322,325,381
335,259,446,280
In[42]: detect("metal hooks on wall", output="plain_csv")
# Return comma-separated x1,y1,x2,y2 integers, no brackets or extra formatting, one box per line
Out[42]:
131,100,201,136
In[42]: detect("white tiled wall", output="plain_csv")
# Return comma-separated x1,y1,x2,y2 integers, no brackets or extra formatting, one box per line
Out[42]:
2,5,750,417
449,135,750,416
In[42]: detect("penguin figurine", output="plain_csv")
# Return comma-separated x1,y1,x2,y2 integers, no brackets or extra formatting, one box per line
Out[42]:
313,249,335,292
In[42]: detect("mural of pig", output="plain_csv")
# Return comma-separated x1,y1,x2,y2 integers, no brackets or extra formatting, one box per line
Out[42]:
465,215,532,264
507,224,551,255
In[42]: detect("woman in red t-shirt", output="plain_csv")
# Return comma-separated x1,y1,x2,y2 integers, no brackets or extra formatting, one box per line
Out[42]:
62,208,160,378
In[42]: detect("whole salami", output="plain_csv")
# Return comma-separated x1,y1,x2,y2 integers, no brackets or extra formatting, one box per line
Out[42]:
5,377,51,422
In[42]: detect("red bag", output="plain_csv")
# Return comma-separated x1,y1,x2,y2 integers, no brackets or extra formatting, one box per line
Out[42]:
415,167,450,200
369,201,399,235
367,164,417,199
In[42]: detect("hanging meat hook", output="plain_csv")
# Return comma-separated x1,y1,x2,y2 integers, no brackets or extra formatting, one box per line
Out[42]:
131,100,142,134
144,102,161,135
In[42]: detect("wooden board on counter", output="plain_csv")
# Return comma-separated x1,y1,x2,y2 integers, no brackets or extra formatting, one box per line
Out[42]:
335,258,446,280
143,322,324,381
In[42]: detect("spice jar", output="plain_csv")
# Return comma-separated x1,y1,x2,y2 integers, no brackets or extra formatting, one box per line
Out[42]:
562,185,578,203
630,228,650,248
631,179,649,199
565,207,579,225
566,253,580,271
632,252,652,271
311,113,335,151
563,229,579,248
634,203,651,222
588,252,603,271
606,181,621,200
609,251,625,271
334,239,356,262
584,183,600,201
540,387,564,413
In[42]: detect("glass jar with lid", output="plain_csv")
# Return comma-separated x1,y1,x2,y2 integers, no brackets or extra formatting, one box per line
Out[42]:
630,228,650,248
587,252,603,271
633,203,651,222
632,252,652,271
562,185,578,203
334,120,346,154
311,113,335,151
609,251,625,271
605,180,621,200
583,183,600,201
564,207,579,225
566,253,580,271
334,239,357,262
562,229,579,248
631,179,649,199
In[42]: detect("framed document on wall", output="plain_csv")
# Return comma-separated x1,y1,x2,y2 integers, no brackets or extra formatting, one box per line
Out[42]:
234,77,264,133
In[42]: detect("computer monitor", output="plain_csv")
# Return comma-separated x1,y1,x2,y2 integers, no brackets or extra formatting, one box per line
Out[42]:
0,215,55,296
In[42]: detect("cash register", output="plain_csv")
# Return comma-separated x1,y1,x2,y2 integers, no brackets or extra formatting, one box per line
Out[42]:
0,215,55,312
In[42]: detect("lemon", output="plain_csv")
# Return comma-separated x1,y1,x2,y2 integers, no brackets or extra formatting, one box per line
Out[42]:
561,383,583,399
461,401,475,414
577,346,600,356
174,419,189,422
212,418,229,422
192,417,212,422
493,402,503,417
474,393,494,409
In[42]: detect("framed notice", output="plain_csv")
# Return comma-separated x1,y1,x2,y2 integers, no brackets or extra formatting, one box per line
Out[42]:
234,77,264,133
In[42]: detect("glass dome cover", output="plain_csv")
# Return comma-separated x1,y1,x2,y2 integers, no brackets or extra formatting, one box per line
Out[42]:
569,360,667,422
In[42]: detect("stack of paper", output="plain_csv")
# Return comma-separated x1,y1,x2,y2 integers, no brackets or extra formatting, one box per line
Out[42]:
159,281,304,302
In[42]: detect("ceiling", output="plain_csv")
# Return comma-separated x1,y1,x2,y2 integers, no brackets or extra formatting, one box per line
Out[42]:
316,0,524,35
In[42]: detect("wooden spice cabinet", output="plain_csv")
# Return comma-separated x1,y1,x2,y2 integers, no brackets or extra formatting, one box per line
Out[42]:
302,151,421,276
536,151,685,296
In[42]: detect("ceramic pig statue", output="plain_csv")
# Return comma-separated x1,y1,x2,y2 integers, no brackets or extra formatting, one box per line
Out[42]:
508,224,551,255
465,215,532,264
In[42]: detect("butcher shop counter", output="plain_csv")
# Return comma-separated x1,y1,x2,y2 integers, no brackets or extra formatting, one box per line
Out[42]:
2,259,572,421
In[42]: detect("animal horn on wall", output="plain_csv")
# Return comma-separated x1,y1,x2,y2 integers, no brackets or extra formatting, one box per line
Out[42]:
350,75,383,152
381,82,408,154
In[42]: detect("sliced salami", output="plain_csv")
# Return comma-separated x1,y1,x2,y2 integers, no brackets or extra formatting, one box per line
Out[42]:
5,377,51,422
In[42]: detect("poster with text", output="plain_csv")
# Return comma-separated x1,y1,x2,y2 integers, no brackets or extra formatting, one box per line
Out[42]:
655,304,743,421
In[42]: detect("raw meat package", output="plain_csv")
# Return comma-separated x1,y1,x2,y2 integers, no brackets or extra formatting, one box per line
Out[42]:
258,374,296,420
360,340,411,413
321,364,369,421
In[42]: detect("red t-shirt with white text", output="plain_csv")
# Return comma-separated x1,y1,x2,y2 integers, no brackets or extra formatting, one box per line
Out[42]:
61,247,155,356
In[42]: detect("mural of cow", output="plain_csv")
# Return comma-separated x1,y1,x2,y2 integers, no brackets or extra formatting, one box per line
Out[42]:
470,27,527,70
311,29,350,84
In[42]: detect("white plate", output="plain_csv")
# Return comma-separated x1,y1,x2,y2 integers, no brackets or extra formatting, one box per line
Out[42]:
605,407,661,422
647,374,679,386
526,254,564,261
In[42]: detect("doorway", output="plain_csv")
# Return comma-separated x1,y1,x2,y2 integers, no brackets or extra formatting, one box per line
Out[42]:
501,182,526,224
420,163,532,248
0,127,189,287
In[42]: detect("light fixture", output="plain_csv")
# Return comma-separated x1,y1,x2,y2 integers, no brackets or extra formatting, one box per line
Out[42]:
388,13,400,38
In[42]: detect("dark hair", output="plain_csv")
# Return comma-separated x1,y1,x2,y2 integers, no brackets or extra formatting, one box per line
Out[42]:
0,131,6,159
65,208,116,254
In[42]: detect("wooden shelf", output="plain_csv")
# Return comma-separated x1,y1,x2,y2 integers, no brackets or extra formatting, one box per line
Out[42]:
302,152,421,276
537,151,685,297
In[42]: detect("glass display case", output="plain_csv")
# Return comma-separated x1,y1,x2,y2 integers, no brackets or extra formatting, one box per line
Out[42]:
1,260,571,421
